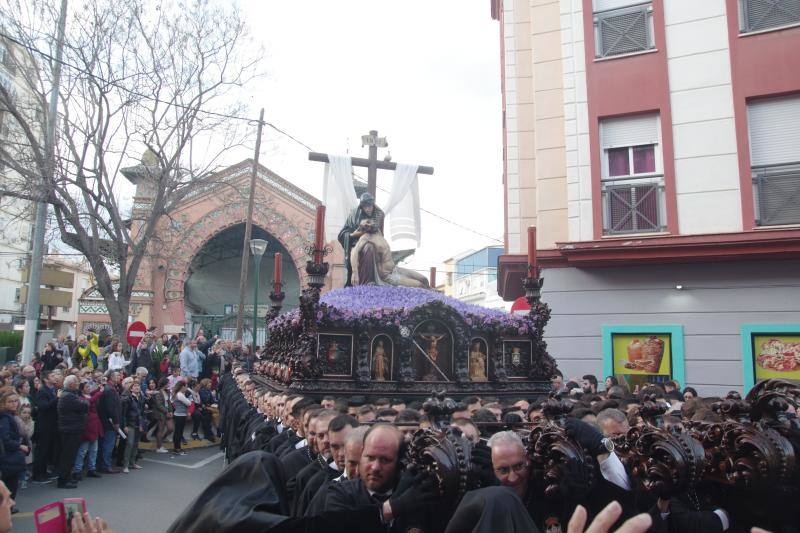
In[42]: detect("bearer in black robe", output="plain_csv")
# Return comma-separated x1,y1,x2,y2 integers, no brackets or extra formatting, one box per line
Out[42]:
167,450,384,533
323,424,438,532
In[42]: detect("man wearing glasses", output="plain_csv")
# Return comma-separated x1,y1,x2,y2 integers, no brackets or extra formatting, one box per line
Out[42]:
486,431,530,499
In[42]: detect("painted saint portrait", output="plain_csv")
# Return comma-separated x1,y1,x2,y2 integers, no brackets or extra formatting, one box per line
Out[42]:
317,334,353,377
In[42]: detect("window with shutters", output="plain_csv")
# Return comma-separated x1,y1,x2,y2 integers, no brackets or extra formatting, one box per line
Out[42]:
600,113,666,235
739,0,800,33
593,1,655,58
747,94,800,226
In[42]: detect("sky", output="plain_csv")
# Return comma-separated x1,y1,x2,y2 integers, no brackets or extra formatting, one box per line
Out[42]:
228,0,505,276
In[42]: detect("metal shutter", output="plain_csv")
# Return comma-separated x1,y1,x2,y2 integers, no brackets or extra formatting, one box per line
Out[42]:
747,94,800,166
742,0,800,32
593,0,645,12
600,113,659,149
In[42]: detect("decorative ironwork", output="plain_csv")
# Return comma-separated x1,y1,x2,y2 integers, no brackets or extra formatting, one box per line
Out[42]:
594,2,654,58
303,243,334,258
405,424,480,509
740,0,800,33
753,162,800,226
602,176,665,235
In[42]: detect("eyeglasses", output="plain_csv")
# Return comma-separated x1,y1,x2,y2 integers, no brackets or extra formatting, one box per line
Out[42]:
494,461,527,476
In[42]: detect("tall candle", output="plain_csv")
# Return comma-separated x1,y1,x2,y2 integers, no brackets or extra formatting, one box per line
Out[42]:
527,226,537,278
430,266,437,289
314,205,326,264
273,252,282,291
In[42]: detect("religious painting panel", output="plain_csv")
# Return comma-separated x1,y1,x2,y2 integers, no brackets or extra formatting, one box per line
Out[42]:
602,325,685,391
370,334,393,382
412,320,453,382
503,339,531,379
317,333,354,377
741,324,800,392
468,337,489,382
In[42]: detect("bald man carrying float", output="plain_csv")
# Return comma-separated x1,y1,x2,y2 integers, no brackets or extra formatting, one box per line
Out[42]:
322,423,437,531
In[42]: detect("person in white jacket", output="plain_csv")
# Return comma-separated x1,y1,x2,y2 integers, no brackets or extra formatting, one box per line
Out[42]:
107,351,131,373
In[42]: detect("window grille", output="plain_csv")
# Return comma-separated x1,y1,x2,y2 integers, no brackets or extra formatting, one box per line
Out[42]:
753,162,800,226
740,0,800,33
602,176,665,234
594,2,654,58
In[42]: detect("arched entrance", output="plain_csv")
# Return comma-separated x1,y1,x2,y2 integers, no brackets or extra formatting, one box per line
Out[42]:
77,160,345,338
184,223,301,344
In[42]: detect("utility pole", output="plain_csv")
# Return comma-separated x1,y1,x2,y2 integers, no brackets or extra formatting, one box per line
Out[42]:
22,0,68,364
235,109,265,341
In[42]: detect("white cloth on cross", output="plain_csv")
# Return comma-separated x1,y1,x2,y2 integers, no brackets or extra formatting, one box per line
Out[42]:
322,155,359,243
384,163,421,246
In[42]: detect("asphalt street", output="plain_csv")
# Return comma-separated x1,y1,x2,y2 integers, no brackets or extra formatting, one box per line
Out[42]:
10,444,224,533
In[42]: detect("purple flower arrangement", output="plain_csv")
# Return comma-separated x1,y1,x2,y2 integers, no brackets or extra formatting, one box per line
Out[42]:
268,285,533,336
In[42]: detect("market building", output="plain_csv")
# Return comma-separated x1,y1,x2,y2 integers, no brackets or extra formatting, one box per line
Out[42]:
77,159,344,343
492,0,800,395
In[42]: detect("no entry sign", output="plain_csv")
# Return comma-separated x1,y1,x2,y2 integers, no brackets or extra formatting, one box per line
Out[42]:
510,296,531,316
126,321,147,347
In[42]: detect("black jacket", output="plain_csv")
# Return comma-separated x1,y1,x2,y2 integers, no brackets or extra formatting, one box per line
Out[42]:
34,385,58,435
97,384,121,431
132,346,153,374
121,391,144,429
57,389,89,434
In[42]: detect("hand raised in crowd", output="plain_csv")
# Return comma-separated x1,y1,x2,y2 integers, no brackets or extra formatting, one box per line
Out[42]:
568,501,651,533
383,469,438,521
564,417,607,458
470,441,497,487
71,512,112,533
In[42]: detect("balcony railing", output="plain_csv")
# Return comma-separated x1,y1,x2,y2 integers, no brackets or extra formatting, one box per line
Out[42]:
753,162,800,226
602,175,666,235
594,2,654,58
740,0,800,33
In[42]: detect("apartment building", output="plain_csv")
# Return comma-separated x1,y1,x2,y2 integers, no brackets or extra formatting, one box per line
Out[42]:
492,0,800,394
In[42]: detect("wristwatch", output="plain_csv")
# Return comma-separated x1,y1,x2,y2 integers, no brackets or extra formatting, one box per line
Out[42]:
600,437,615,454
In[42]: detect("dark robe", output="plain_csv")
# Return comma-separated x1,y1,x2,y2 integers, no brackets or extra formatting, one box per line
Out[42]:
271,430,300,456
303,472,341,517
167,450,383,533
445,486,539,533
324,478,426,533
166,451,287,533
323,478,376,513
276,433,303,457
337,204,385,287
291,460,337,517
648,497,724,533
282,447,314,506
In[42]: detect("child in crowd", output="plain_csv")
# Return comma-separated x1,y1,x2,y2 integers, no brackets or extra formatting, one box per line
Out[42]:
15,406,33,490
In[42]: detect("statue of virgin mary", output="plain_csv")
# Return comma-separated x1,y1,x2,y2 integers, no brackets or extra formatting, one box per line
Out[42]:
338,193,429,289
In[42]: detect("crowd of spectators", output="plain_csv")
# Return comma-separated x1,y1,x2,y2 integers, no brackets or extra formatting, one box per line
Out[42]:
0,327,230,518
202,365,749,533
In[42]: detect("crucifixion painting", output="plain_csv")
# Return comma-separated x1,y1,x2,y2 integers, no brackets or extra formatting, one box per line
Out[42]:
412,322,452,382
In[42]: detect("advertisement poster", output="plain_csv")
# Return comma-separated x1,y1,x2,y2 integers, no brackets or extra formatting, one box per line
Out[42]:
612,333,672,388
752,335,800,381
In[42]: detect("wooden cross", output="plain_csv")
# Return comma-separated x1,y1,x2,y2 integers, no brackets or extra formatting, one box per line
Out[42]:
308,129,434,197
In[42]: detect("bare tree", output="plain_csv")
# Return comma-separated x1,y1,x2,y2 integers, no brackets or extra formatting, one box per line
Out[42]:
0,0,261,340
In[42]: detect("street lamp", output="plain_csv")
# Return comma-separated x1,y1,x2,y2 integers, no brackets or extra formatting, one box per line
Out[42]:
249,239,268,350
